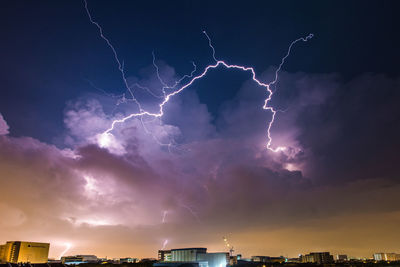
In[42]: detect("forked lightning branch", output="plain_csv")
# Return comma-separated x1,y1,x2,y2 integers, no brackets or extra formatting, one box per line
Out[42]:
83,0,313,152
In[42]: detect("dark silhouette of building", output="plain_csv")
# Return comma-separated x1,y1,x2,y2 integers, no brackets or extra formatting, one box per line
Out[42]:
251,256,285,263
300,252,334,264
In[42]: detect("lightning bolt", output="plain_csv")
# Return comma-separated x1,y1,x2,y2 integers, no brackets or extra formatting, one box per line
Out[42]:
161,210,168,223
161,239,169,250
161,211,169,250
180,203,201,223
83,0,313,152
59,243,72,259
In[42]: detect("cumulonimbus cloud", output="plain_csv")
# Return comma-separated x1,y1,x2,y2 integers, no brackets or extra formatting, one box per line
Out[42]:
0,67,399,258
0,113,9,135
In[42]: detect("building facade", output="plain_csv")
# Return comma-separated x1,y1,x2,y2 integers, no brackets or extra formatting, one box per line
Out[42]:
374,253,400,262
300,252,334,264
119,257,138,263
251,256,285,263
157,248,228,267
335,254,348,261
171,248,207,262
158,250,172,261
0,241,49,263
198,252,228,267
0,245,5,263
154,261,208,267
61,255,98,264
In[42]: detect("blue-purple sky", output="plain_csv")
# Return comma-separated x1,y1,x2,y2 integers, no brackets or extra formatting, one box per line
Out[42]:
0,0,399,259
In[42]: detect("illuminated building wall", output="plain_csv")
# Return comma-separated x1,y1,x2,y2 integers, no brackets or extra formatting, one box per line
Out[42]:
0,241,49,263
335,254,348,261
171,248,207,262
197,252,229,267
158,248,227,267
61,255,98,264
158,250,172,261
374,253,384,261
385,253,400,261
374,253,400,262
0,245,5,263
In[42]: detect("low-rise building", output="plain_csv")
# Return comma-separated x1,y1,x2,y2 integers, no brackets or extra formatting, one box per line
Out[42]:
154,261,208,267
251,256,285,264
156,248,228,267
61,255,98,264
120,257,138,263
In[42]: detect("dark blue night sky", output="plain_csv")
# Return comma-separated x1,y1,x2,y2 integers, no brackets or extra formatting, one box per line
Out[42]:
1,1,399,141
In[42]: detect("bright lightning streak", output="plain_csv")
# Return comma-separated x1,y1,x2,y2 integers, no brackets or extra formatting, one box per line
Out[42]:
161,210,168,223
59,243,72,259
83,0,313,152
161,239,168,250
180,203,201,223
83,0,142,109
203,30,218,62
160,211,169,250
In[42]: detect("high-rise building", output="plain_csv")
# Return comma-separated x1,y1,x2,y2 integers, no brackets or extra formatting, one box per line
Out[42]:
0,241,49,263
300,252,333,264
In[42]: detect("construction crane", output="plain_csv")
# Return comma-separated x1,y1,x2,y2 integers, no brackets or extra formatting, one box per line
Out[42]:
223,236,234,256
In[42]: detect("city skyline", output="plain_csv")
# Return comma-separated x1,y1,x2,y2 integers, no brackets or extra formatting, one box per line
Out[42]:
2,240,400,263
1,0,399,260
